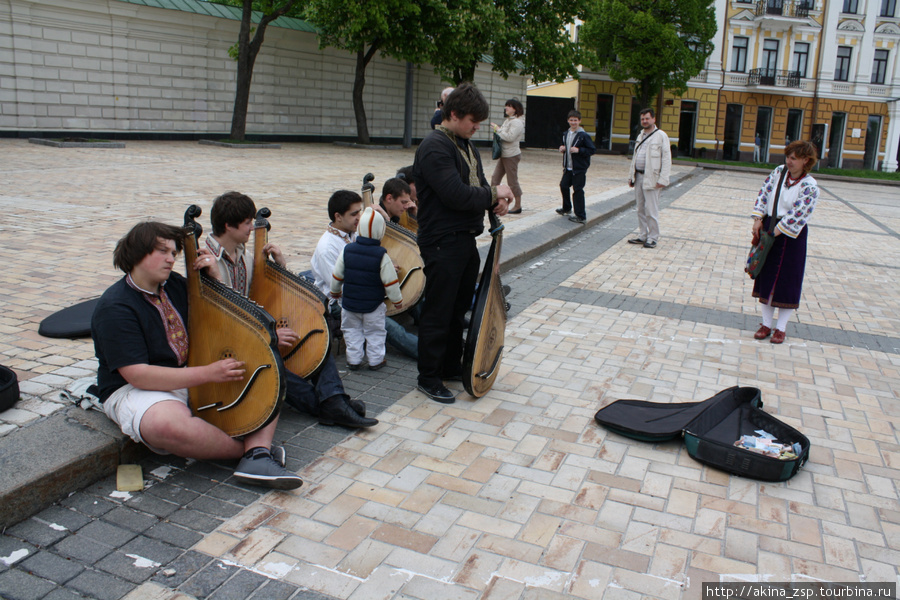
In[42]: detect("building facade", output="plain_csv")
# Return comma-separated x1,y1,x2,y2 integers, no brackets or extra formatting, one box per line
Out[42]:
532,0,900,171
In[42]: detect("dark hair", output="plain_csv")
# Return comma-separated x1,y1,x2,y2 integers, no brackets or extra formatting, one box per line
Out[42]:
505,98,524,117
396,165,414,183
327,190,363,222
210,191,256,236
567,109,582,120
784,140,818,174
380,177,411,204
640,108,655,118
441,82,490,122
113,222,183,274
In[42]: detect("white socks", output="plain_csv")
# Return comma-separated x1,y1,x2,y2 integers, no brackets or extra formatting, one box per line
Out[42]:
761,304,794,332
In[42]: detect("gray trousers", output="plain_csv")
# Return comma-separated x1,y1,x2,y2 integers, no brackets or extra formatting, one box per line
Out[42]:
635,173,660,243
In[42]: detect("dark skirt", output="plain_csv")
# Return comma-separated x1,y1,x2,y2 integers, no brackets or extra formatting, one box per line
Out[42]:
752,218,808,309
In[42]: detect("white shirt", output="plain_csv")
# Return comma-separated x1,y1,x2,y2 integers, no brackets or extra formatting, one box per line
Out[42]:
311,225,355,297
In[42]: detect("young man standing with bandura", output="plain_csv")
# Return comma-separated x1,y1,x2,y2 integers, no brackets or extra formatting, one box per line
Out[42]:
412,82,514,404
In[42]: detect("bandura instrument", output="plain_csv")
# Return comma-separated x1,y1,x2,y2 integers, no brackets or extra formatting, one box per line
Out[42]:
360,173,426,317
248,207,331,378
462,210,507,398
182,205,285,437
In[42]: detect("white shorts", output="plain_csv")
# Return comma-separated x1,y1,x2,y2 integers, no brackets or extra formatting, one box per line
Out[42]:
103,385,189,454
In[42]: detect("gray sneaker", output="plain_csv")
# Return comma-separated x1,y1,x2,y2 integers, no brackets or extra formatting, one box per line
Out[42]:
234,448,303,490
271,445,286,468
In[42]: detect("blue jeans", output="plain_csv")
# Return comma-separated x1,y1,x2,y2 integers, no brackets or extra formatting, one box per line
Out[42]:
283,355,346,416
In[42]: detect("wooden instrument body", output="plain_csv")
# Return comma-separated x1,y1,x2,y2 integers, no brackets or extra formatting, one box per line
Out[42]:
398,211,418,234
462,212,507,398
183,206,286,437
360,174,426,317
248,210,331,379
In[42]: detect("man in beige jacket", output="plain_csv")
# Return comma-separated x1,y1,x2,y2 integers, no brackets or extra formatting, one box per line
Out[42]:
627,108,671,249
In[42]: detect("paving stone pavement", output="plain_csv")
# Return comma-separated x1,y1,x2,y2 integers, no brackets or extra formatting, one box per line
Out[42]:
2,141,899,599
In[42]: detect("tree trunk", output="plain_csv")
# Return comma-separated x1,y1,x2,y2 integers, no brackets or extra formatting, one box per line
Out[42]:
228,0,296,141
230,1,257,141
352,41,380,144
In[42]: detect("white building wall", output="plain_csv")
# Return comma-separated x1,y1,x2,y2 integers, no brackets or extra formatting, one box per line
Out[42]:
0,0,527,141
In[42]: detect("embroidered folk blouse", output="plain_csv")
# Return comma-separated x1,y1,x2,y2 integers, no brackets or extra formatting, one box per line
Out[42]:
752,165,819,239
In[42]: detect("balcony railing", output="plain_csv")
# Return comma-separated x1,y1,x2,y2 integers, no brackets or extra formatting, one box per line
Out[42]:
748,68,801,87
755,0,812,18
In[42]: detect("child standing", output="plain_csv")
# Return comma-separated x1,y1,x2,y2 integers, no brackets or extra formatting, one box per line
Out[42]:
556,109,596,224
330,207,403,370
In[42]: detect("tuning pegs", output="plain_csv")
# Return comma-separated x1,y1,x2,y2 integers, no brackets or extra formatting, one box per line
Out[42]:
255,207,272,231
362,173,375,192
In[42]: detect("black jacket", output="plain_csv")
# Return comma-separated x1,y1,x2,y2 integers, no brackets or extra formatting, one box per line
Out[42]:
562,128,596,174
413,128,493,247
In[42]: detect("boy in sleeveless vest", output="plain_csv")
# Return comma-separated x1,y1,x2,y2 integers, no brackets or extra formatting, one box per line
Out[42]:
330,207,403,370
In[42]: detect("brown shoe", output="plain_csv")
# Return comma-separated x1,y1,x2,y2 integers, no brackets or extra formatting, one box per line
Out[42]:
770,329,786,344
753,325,772,340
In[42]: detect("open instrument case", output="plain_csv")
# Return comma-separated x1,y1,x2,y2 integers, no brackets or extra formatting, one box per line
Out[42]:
594,386,810,482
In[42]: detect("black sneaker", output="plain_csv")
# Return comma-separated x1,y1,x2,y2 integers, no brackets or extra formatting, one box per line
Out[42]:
643,240,657,249
628,238,645,245
318,396,379,428
234,448,303,490
368,360,386,371
417,382,455,404
347,363,362,371
555,208,570,215
568,215,585,224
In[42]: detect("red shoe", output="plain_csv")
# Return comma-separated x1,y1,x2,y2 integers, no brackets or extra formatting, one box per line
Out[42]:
770,329,786,344
753,325,772,340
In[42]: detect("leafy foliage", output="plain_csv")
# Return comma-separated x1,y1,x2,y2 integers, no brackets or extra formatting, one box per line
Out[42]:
422,0,585,85
580,0,716,106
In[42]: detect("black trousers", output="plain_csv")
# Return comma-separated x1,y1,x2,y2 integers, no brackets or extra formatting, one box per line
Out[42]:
560,169,587,219
417,232,481,387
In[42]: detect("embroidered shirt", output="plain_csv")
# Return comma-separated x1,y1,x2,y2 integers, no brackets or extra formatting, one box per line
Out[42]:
125,273,189,366
752,165,819,239
205,235,253,296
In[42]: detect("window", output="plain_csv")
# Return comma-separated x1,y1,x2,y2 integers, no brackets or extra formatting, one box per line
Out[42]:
732,37,748,72
792,42,809,77
835,46,852,81
843,0,858,12
872,49,889,84
881,0,896,16
762,39,779,76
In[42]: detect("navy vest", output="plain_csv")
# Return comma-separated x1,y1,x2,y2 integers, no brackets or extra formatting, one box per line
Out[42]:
342,237,387,313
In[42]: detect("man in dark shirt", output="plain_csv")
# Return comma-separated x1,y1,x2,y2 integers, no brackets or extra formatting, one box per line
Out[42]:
412,83,514,403
91,221,303,490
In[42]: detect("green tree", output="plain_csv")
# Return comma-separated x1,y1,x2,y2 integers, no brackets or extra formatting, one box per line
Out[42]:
424,0,584,86
225,0,303,140
580,0,716,108
303,0,432,144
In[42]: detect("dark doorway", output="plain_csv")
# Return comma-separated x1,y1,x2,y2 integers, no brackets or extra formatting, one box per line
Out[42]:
828,112,846,168
524,96,575,149
756,106,773,163
723,103,743,161
864,115,882,170
678,101,697,157
811,123,827,170
595,94,613,150
786,109,803,145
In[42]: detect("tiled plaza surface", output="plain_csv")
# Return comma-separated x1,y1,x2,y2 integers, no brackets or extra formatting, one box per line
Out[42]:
1,141,899,600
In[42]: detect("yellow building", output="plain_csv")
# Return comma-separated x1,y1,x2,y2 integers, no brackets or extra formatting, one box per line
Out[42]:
531,0,900,171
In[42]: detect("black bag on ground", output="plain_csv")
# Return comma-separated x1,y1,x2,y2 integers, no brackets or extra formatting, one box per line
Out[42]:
1,365,19,413
594,386,809,482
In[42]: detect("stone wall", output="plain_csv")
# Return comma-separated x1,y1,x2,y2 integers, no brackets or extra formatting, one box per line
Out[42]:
0,0,527,141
